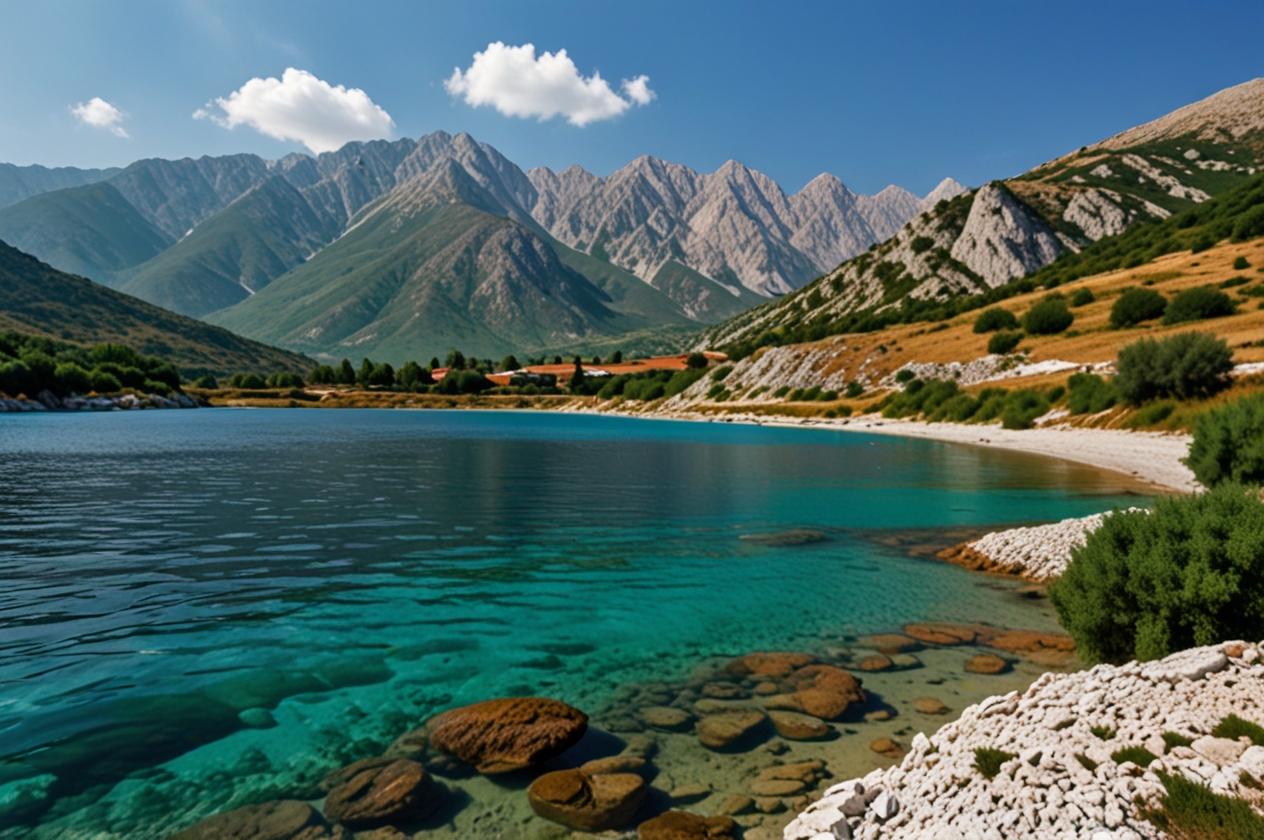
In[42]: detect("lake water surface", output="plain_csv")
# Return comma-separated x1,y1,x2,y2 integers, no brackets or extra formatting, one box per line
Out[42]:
0,409,1150,837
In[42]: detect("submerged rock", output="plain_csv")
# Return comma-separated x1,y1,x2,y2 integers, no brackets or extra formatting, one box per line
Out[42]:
769,711,832,740
168,800,349,840
639,706,694,731
322,758,437,829
527,768,647,831
427,697,587,774
696,708,769,750
238,708,277,729
964,654,1008,675
912,697,950,715
638,810,737,839
739,529,831,546
724,652,817,678
767,665,866,720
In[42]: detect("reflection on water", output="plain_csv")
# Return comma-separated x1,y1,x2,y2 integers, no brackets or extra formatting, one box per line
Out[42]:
0,409,1148,837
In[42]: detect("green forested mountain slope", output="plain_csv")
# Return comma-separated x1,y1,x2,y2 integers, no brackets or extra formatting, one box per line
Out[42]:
0,182,171,281
113,177,343,318
207,162,692,362
0,239,310,375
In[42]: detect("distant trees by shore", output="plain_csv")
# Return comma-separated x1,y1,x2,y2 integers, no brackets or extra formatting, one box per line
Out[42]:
0,330,185,399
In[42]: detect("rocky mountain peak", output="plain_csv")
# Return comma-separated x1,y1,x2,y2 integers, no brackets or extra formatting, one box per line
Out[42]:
1095,78,1264,150
922,177,968,208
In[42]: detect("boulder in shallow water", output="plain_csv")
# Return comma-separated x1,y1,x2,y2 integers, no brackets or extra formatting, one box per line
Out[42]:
427,697,587,774
768,665,866,720
322,758,438,829
964,654,1008,675
638,809,737,839
913,697,950,715
696,708,768,750
724,652,817,678
238,708,277,729
639,706,694,731
856,655,894,672
527,768,647,831
864,634,922,654
870,737,903,759
902,623,980,645
769,711,832,740
168,800,349,840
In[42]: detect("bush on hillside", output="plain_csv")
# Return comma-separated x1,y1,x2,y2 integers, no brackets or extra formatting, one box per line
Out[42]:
229,372,267,389
1185,393,1264,487
1022,299,1074,335
1109,288,1168,327
973,307,1020,333
91,370,124,393
1113,332,1233,405
1234,256,1251,270
1049,485,1264,664
267,372,305,389
987,331,1023,355
192,375,218,390
54,363,93,396
1067,373,1119,414
1070,288,1096,307
685,352,708,369
1162,286,1237,325
1000,390,1050,430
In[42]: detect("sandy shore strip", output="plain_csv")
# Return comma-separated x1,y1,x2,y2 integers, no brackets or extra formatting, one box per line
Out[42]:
646,410,1197,494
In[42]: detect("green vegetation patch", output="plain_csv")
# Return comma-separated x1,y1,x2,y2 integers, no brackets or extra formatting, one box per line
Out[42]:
0,331,185,398
1111,746,1158,768
987,331,1023,355
974,748,1015,780
973,307,1020,333
1091,725,1117,741
1114,332,1233,405
1146,770,1264,840
1049,484,1264,664
1075,753,1098,772
1163,286,1237,325
1213,715,1264,747
1111,287,1168,327
1187,393,1264,486
1067,373,1119,414
1162,732,1195,752
1022,298,1074,335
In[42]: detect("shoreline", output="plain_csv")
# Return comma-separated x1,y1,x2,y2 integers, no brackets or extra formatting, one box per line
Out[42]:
630,409,1197,494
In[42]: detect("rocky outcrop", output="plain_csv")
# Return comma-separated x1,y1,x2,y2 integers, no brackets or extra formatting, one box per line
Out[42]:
426,697,587,774
950,184,1065,289
936,512,1128,582
783,641,1264,840
0,391,200,413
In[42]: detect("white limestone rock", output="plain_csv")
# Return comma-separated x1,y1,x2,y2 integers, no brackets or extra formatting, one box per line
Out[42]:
950,183,1064,289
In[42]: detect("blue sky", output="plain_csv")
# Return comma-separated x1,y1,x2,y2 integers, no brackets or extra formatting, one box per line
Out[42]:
1,0,1261,196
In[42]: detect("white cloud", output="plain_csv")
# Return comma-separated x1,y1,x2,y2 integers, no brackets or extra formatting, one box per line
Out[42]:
445,42,655,127
71,97,129,137
194,68,394,154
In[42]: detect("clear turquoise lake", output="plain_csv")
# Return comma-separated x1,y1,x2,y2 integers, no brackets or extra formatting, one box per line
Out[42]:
0,409,1151,838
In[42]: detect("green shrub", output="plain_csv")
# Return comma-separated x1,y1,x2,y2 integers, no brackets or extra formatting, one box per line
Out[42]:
1049,485,1264,664
1221,276,1251,289
1075,754,1098,772
1022,299,1074,335
845,381,864,398
974,748,1015,780
987,331,1023,355
54,363,93,396
1162,732,1194,752
973,307,1020,333
664,368,706,397
818,390,838,402
910,236,935,254
1213,715,1264,747
267,372,305,389
1236,256,1252,270
773,386,790,398
1110,287,1168,327
1114,332,1233,405
686,352,708,369
1147,770,1264,839
801,386,822,401
895,369,916,383
1111,746,1158,768
1070,288,1096,307
1068,373,1118,417
230,372,267,389
707,383,726,399
881,379,960,419
1000,389,1050,430
143,379,172,397
1186,394,1264,486
91,370,124,393
1163,286,1237,325
711,365,734,381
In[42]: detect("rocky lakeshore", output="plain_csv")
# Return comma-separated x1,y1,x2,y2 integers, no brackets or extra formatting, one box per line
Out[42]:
935,514,1115,583
0,390,201,412
785,641,1264,840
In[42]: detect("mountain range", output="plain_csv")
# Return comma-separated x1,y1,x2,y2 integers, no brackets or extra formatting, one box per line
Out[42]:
0,135,955,362
704,78,1264,351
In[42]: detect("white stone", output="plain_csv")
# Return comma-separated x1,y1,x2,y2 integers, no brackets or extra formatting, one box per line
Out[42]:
1142,648,1229,683
871,791,899,820
1191,736,1247,766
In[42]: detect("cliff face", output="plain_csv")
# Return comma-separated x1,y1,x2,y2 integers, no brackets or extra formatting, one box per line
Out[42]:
950,184,1064,289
